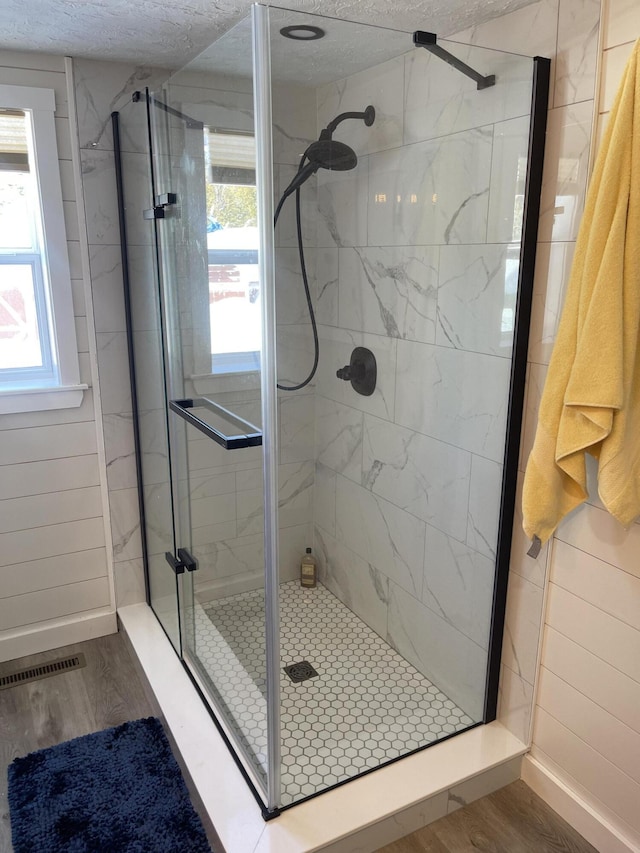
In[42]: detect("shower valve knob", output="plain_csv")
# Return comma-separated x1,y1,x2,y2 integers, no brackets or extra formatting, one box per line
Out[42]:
336,347,376,396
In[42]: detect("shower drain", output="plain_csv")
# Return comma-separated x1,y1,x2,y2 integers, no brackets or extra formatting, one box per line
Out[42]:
283,661,319,683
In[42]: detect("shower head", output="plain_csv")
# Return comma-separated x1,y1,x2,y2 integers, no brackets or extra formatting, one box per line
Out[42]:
278,105,375,201
279,139,358,200
306,139,358,172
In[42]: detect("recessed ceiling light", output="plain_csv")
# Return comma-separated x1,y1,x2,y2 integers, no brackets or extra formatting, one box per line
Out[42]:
279,25,325,41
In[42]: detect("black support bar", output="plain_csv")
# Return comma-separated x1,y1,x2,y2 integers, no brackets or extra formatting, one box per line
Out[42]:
413,31,496,89
483,55,551,723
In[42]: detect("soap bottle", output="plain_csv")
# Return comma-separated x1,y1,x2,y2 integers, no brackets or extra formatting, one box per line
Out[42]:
300,547,317,588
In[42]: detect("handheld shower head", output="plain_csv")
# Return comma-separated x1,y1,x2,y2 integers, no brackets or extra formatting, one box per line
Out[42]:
306,139,357,171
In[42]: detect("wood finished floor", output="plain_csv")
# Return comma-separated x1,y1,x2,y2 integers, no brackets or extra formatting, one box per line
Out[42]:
0,633,154,853
0,634,598,853
377,780,598,853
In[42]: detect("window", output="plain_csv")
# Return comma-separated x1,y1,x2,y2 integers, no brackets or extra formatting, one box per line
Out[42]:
0,84,84,413
205,130,261,375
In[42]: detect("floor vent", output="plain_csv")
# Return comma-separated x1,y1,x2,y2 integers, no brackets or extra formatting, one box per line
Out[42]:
0,653,87,690
283,661,319,683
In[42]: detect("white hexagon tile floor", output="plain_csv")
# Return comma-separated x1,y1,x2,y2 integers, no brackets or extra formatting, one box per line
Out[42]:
194,581,475,806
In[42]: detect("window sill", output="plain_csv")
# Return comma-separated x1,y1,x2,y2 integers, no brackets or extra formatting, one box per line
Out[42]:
0,383,89,414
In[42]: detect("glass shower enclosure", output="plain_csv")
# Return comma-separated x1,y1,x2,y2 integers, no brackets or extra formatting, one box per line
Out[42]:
114,4,549,815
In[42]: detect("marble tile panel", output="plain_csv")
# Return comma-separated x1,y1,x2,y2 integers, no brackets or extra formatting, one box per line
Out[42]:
276,322,317,392
497,662,534,746
367,128,492,248
80,149,120,245
142,482,175,558
90,244,126,333
191,520,239,551
528,241,575,365
271,82,316,166
338,246,438,343
109,486,143,563
502,570,544,686
316,157,368,249
275,247,316,326
187,431,261,473
196,532,264,583
316,325,397,421
103,412,137,491
395,340,511,463
96,332,133,415
554,0,600,108
189,471,236,501
335,474,426,600
317,56,404,156
120,151,155,247
451,0,559,63
486,116,531,245
467,454,503,561
423,526,495,649
537,100,594,243
275,164,317,250
132,330,166,413
191,493,237,529
314,248,339,327
387,581,487,721
128,244,160,332
279,393,315,464
437,243,519,357
73,58,169,151
362,414,471,541
313,463,336,538
404,47,533,145
137,409,172,487
236,461,313,536
315,527,389,639
315,395,363,482
114,558,146,607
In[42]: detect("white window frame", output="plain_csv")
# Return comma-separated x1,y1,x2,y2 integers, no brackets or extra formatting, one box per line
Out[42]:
0,83,85,414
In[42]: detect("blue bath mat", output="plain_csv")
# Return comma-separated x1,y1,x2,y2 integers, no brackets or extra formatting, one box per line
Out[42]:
8,717,211,853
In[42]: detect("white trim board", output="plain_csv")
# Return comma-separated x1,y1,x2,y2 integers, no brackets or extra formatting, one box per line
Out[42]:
522,754,640,853
0,608,117,662
119,602,527,853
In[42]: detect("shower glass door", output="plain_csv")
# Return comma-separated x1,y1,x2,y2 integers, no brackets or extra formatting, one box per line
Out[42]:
145,10,280,807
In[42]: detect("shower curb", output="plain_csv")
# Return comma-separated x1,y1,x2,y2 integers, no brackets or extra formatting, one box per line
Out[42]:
118,603,527,852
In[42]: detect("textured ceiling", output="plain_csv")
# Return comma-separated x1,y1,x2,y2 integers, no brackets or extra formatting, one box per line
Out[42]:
0,0,538,68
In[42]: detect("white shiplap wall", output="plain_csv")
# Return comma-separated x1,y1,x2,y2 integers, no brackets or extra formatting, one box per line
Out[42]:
0,50,115,661
524,4,640,851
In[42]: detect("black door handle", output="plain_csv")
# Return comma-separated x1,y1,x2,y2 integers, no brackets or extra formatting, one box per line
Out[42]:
178,547,198,572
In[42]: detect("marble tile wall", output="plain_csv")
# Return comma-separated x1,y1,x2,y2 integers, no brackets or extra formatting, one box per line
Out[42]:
451,0,601,745
310,40,536,722
74,58,320,605
74,59,169,608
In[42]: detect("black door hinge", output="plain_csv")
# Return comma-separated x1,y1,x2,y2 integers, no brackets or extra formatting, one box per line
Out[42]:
143,192,177,220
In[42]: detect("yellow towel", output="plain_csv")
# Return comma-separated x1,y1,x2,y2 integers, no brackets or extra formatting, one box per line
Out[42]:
523,38,640,546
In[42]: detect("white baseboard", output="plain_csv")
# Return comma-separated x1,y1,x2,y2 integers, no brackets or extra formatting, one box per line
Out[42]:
522,755,640,853
0,608,117,662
